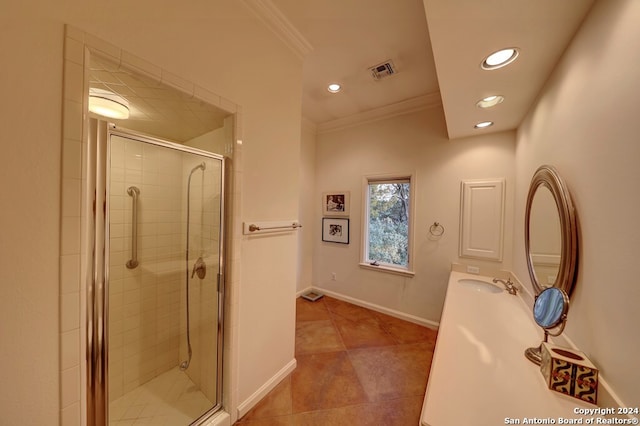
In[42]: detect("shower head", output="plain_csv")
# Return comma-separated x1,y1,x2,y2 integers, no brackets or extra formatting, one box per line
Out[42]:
189,162,206,175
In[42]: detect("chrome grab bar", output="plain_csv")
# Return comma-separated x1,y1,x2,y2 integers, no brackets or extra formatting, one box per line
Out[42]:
126,186,140,269
248,222,302,232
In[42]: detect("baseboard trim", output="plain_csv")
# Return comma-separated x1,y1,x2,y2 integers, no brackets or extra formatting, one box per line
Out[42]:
296,286,313,298
303,286,439,330
236,358,297,419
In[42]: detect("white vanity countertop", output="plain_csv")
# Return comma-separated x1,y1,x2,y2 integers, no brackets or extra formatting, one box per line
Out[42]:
421,271,593,426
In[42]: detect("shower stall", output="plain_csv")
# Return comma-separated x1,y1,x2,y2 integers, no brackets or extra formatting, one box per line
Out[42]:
87,119,226,425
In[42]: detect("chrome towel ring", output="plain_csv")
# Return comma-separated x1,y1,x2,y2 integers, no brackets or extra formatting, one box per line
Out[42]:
429,222,445,237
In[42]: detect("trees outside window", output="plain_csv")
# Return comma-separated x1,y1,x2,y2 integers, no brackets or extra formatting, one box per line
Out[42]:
365,178,411,268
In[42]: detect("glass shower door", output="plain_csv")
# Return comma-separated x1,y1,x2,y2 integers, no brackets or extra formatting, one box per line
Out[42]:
105,129,224,425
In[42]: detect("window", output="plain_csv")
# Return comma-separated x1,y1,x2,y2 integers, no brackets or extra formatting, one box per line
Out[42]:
362,176,414,276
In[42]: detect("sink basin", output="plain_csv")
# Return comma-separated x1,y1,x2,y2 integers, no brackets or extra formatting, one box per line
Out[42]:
458,278,503,294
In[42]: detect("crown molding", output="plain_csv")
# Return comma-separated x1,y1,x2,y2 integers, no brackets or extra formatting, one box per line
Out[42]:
301,117,318,134
241,0,313,60
317,92,442,134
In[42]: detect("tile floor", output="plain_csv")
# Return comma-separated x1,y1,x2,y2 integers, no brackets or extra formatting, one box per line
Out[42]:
235,296,438,425
109,366,214,425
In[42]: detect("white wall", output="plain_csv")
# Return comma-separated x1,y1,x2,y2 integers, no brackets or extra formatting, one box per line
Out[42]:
0,17,63,426
513,0,640,407
0,1,303,424
313,107,516,324
297,119,317,292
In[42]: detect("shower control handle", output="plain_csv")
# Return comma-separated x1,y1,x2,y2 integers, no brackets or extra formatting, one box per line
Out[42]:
191,257,207,279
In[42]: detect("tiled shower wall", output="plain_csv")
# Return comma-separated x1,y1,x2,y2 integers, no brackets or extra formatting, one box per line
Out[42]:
108,136,185,400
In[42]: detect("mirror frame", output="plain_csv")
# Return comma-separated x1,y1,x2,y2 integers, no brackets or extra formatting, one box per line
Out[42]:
525,165,578,296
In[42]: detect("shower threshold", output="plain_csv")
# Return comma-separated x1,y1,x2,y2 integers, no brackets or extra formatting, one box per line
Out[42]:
109,366,214,425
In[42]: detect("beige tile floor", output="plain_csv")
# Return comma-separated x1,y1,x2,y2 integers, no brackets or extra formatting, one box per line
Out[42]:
235,296,438,425
109,366,214,425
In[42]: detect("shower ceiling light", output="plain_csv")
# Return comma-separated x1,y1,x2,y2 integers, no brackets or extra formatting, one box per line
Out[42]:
481,48,519,70
89,88,130,119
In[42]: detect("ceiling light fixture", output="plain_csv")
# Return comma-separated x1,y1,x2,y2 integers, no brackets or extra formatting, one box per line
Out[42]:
327,83,341,93
474,121,494,129
476,95,505,109
481,48,519,70
89,88,130,119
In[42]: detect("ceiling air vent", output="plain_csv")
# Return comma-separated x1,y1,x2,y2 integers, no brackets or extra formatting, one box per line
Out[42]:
369,60,396,80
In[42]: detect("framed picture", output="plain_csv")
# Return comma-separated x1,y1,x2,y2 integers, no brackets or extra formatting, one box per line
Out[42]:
322,191,350,216
322,217,350,244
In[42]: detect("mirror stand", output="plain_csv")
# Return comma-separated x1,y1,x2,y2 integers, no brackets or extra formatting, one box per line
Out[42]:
525,313,568,365
525,344,543,365
526,286,569,365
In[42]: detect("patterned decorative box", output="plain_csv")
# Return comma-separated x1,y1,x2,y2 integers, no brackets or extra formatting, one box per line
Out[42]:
540,342,598,404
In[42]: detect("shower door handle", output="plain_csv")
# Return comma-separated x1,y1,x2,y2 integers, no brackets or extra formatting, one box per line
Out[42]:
191,256,207,279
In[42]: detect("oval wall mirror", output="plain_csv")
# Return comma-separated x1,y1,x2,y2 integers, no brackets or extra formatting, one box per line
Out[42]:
525,287,570,365
524,165,578,296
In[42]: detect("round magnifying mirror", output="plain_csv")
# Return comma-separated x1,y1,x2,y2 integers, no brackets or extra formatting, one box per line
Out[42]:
533,287,568,328
525,287,570,365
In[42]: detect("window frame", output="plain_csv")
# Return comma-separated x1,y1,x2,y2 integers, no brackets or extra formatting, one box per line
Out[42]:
360,173,416,277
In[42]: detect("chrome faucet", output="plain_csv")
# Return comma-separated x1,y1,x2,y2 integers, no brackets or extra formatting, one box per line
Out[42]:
493,277,518,295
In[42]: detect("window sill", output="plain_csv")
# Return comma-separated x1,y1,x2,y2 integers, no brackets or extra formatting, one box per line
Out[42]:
359,262,415,278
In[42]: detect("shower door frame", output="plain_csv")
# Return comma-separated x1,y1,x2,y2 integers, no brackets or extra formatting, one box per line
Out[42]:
87,120,227,425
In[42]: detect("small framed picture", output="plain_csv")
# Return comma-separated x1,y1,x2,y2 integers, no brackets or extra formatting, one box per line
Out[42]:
322,217,349,244
322,191,350,216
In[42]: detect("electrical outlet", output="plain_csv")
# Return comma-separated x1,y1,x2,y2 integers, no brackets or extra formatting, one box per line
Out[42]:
466,265,480,274
331,272,337,281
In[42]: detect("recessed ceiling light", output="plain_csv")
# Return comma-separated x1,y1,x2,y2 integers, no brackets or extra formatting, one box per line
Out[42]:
481,48,519,70
474,121,494,129
89,88,130,119
476,95,504,109
327,83,341,93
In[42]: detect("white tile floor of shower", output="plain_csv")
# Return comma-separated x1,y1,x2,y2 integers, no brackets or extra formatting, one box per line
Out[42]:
109,366,214,425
